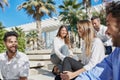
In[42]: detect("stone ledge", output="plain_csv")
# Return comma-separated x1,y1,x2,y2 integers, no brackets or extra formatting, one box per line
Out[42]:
26,48,81,55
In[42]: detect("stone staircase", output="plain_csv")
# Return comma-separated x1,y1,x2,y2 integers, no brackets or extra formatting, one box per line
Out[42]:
26,49,53,75
26,49,82,75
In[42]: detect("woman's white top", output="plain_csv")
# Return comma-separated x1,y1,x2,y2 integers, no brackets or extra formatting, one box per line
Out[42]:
51,37,73,61
81,37,105,70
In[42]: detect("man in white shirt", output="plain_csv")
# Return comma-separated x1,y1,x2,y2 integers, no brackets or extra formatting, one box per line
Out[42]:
91,16,113,55
0,31,29,80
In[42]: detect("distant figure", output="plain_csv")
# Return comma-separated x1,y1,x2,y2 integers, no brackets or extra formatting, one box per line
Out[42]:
0,31,29,80
59,20,105,80
91,16,113,55
50,25,78,75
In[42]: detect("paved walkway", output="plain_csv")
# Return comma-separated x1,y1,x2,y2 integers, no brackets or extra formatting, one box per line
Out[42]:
29,73,55,80
0,67,55,80
28,67,55,80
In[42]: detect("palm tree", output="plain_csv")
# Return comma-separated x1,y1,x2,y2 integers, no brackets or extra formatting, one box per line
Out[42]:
59,0,85,31
83,0,91,19
11,27,25,37
0,0,8,10
26,30,38,50
59,0,85,48
0,22,7,53
17,0,56,50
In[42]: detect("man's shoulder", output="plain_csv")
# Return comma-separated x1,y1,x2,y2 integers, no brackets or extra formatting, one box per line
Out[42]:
18,51,27,56
99,25,107,34
112,47,120,54
108,47,120,58
0,52,6,58
100,25,107,29
17,51,29,61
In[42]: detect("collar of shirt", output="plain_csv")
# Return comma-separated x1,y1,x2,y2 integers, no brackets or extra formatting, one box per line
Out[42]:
4,50,20,63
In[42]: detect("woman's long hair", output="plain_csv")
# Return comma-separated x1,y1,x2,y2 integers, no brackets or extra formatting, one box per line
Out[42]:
56,25,71,48
77,20,95,56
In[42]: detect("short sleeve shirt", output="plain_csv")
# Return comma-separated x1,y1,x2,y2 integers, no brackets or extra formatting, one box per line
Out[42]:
0,51,30,79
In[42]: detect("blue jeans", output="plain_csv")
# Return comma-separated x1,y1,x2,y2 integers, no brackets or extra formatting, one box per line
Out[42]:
50,45,70,65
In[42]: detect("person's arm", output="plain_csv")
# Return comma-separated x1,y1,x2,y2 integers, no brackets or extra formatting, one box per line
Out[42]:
75,49,115,80
19,57,30,80
0,55,1,69
84,38,105,70
68,49,74,57
0,55,2,80
61,68,86,80
53,37,66,61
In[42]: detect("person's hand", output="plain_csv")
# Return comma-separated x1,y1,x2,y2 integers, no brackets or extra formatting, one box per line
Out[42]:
19,77,27,80
60,71,70,80
60,71,74,80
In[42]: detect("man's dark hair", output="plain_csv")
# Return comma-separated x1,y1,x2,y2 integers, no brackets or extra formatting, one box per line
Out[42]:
3,31,18,42
106,1,120,24
106,1,120,17
91,16,99,20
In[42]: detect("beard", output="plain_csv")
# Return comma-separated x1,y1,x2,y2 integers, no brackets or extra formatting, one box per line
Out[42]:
112,34,120,47
7,46,18,54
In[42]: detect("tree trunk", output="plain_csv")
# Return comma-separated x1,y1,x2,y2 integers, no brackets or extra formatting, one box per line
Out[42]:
36,20,45,50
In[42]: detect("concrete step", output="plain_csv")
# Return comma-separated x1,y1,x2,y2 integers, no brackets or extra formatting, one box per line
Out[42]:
28,55,50,61
26,49,52,55
27,51,82,61
27,49,82,71
26,49,81,55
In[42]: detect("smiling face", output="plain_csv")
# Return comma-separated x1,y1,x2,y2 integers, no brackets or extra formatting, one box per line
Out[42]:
106,13,120,47
77,20,95,56
4,36,18,54
77,25,84,38
60,27,68,39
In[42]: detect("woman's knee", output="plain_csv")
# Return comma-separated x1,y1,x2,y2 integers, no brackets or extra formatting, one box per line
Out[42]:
64,57,70,60
64,57,72,61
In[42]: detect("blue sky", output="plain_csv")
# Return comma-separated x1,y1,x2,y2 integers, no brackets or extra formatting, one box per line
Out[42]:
0,0,64,28
0,0,85,28
0,0,113,28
